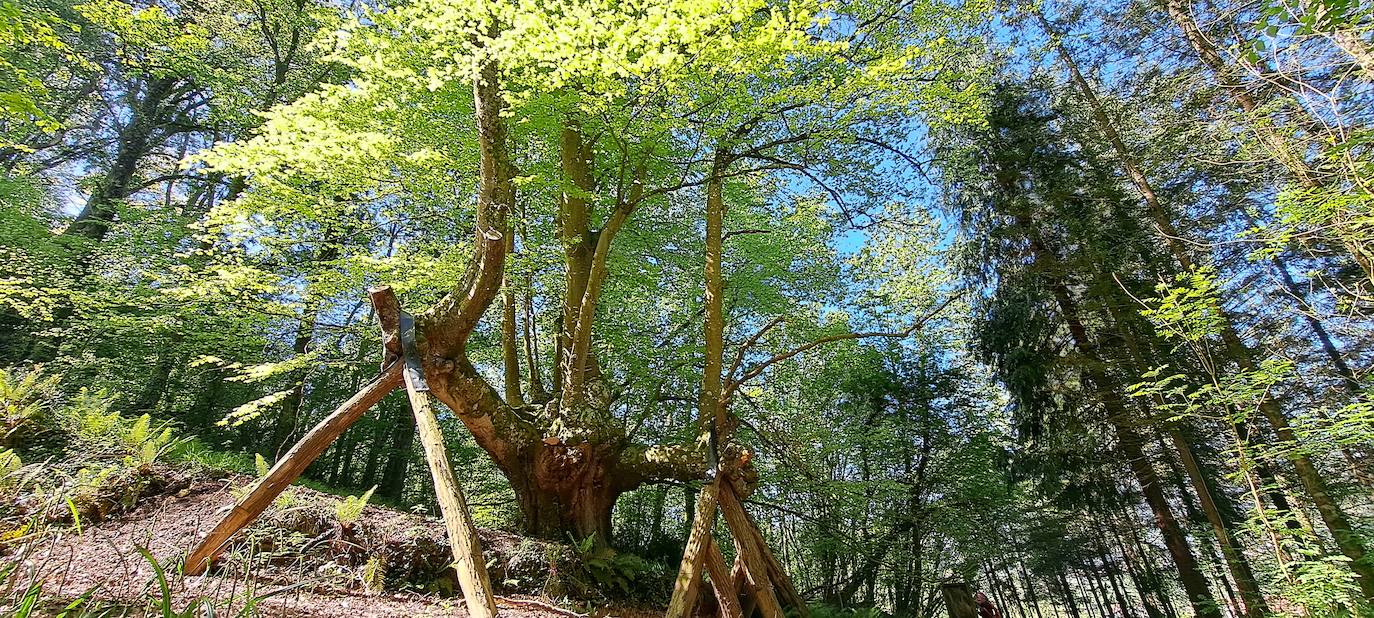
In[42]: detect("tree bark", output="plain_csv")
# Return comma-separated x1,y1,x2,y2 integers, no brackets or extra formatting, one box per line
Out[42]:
1049,7,1374,597
1016,213,1222,617
65,76,179,245
700,152,730,431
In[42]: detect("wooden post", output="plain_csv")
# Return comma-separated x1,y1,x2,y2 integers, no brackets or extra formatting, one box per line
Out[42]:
705,539,744,618
943,582,978,618
736,491,809,617
402,352,499,618
734,555,757,618
184,364,402,575
718,485,784,618
666,479,721,618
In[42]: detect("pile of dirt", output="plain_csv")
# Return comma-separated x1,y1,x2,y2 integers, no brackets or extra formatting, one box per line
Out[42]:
4,469,670,617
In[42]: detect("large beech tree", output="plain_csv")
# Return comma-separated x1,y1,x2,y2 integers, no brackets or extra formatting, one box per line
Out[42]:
191,0,986,548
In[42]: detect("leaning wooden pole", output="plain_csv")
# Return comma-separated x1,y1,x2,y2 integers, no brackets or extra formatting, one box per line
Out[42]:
737,490,810,617
705,538,744,618
402,365,499,618
666,479,722,618
718,485,784,618
382,282,498,618
184,363,402,575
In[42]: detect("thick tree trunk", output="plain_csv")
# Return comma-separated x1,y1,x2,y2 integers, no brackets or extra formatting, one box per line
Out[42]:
506,443,621,547
391,31,709,552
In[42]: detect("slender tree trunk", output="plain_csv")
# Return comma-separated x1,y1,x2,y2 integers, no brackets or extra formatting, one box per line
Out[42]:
1048,8,1374,596
1121,505,1180,618
522,273,548,401
1001,561,1029,618
501,228,525,407
1328,29,1374,75
269,307,318,458
1162,0,1374,283
1104,302,1271,616
336,429,356,486
126,348,178,415
1015,550,1046,618
1267,251,1360,390
379,400,415,500
1058,572,1082,618
1072,574,1098,618
1112,525,1165,618
555,123,596,401
1016,213,1221,617
700,150,731,435
1087,570,1112,618
1172,432,1269,614
66,76,178,244
1094,532,1135,618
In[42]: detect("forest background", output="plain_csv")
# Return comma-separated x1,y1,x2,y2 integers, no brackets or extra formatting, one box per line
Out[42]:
3,0,1374,615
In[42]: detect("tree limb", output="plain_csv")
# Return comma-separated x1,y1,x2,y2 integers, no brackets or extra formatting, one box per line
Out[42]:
722,293,960,404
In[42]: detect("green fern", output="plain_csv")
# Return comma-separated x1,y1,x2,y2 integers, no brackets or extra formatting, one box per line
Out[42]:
335,485,377,526
361,555,385,594
0,448,21,478
0,366,55,446
126,414,150,449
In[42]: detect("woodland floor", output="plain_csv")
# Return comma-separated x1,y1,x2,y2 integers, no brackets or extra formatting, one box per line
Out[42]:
6,471,667,617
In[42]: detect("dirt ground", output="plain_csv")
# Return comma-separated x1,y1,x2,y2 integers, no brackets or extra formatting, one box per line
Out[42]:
6,474,666,617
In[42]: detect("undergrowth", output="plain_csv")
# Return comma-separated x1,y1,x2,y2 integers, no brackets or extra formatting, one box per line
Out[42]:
0,365,674,614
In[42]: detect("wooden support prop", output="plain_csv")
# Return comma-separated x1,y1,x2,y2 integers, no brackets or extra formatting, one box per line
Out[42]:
403,374,499,617
734,555,758,618
737,493,809,617
705,539,744,618
184,363,402,575
718,485,784,618
666,479,722,618
398,304,499,618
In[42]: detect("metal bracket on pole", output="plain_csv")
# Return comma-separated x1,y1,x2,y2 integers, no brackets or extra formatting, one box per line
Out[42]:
398,310,429,392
